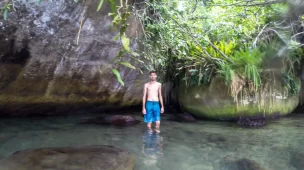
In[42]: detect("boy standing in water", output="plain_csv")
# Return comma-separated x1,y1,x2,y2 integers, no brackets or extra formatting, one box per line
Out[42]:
142,71,164,129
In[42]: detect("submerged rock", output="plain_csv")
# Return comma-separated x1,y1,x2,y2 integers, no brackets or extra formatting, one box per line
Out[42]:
290,151,304,170
221,158,265,170
0,145,135,170
83,115,140,127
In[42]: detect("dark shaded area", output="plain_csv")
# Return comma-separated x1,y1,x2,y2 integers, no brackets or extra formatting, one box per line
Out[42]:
0,103,140,117
0,42,30,65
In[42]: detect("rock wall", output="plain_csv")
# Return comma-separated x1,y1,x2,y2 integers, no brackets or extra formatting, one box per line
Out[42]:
0,0,147,115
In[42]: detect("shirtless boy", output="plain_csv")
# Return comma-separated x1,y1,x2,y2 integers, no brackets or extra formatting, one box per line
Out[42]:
142,71,164,129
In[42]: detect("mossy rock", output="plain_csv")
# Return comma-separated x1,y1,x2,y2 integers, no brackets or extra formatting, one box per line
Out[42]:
178,76,300,120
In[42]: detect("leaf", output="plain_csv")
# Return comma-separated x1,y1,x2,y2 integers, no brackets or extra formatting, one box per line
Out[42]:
111,50,125,62
118,61,136,69
121,34,130,51
112,15,120,24
120,24,128,36
97,0,104,12
3,9,8,20
188,69,198,73
113,33,120,41
108,0,117,14
130,51,140,57
5,4,11,10
138,68,143,74
112,69,124,86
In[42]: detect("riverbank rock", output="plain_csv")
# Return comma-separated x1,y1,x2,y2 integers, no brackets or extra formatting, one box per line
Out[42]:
0,145,135,170
178,75,299,120
0,0,146,116
82,115,140,127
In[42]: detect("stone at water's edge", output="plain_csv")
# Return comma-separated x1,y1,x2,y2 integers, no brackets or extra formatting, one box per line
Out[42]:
82,115,140,127
0,145,135,170
0,0,146,115
178,74,300,120
237,118,266,127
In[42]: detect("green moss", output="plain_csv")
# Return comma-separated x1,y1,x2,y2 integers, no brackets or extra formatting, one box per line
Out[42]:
182,96,299,120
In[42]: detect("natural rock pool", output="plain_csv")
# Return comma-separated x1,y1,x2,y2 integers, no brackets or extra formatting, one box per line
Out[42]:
0,112,303,170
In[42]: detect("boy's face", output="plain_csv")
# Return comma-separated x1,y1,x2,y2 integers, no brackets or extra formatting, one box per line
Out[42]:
149,73,157,81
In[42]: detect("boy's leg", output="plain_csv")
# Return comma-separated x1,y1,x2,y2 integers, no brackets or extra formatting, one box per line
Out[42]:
155,121,160,129
145,101,153,129
154,102,161,129
147,122,152,129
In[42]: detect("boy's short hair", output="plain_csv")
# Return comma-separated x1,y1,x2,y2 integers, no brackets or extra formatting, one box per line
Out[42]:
149,70,157,75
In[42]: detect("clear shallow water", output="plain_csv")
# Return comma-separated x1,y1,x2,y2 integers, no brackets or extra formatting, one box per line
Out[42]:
0,113,303,170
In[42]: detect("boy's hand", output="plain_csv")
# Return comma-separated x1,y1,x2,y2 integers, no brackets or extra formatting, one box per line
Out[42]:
142,108,146,114
161,107,164,114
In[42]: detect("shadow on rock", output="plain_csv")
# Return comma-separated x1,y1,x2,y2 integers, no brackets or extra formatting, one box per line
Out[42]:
80,115,140,127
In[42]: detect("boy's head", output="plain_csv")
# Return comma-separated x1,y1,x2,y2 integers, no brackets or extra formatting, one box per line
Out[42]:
149,71,157,81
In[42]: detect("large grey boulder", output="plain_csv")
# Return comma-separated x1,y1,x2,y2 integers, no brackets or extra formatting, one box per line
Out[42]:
0,0,147,115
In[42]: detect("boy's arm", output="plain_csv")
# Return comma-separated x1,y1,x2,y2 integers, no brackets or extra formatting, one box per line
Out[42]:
142,84,147,114
158,83,164,113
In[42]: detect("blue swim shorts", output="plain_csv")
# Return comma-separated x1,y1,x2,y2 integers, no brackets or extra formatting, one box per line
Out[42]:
144,101,161,123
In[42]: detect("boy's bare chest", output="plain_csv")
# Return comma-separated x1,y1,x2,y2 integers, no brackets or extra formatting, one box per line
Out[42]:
147,84,159,92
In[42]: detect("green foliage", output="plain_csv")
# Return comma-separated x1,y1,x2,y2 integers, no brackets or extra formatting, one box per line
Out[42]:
282,73,300,96
112,69,125,86
217,62,235,86
0,3,11,20
135,0,304,98
97,0,104,11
